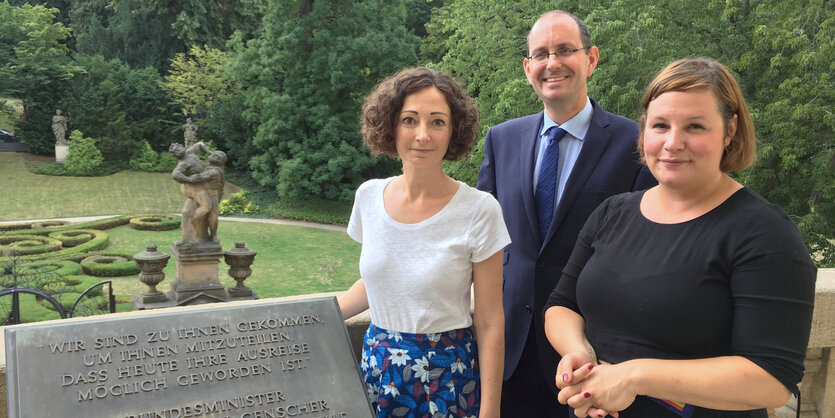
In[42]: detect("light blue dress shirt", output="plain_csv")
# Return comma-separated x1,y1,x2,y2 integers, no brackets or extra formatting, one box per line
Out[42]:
533,98,594,205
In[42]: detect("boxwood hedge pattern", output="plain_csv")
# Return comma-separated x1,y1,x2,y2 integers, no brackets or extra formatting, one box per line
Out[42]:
129,215,180,231
80,252,140,277
48,229,97,247
0,215,180,319
0,235,63,256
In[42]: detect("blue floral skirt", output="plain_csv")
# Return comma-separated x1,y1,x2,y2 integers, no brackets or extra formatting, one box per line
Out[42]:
361,323,481,418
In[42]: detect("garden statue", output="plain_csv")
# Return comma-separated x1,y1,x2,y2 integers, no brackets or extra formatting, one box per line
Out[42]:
182,117,198,148
51,110,68,145
132,145,250,310
170,142,225,246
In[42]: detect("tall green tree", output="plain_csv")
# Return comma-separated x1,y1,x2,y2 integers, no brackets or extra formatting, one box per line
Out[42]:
0,1,79,154
161,45,236,118
228,0,419,201
422,1,550,184
68,0,264,72
69,0,185,70
737,0,835,266
67,54,177,160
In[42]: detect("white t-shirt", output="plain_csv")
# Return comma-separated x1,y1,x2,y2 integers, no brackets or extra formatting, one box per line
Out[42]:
347,177,511,334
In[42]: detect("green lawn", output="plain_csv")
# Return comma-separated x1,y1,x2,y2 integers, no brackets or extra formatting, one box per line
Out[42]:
1,151,362,323
103,221,360,300
3,220,361,322
0,153,185,221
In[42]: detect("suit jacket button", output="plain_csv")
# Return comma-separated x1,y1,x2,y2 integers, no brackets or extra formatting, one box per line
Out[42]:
524,305,532,313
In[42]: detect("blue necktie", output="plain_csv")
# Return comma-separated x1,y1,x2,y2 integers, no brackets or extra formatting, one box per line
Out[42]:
536,127,568,241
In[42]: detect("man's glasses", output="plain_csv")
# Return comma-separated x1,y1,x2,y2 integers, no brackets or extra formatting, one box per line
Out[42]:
527,47,590,64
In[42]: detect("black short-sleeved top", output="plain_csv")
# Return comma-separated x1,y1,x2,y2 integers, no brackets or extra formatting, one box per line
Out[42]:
545,188,817,417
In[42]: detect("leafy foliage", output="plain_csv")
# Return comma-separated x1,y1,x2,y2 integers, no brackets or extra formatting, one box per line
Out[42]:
227,0,417,201
67,54,178,161
269,199,353,225
0,2,79,154
162,45,236,118
424,0,834,265
65,130,103,175
220,190,261,215
67,0,264,71
129,141,159,171
156,151,178,172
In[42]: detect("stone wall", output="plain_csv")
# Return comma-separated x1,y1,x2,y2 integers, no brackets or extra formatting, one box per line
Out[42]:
0,269,832,416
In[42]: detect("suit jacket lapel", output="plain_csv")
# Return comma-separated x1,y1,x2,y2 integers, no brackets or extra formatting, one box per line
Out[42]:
542,102,612,246
520,114,542,243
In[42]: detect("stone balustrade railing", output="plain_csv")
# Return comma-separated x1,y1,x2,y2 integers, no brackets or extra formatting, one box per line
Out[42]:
0,269,831,416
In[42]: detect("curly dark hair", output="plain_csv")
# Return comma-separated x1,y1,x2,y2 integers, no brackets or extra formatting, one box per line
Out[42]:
361,67,479,161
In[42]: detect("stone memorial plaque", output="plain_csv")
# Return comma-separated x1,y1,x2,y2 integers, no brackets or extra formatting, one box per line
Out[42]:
5,297,373,418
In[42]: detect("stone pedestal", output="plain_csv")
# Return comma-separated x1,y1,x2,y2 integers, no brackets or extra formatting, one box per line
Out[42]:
169,241,227,305
54,144,68,163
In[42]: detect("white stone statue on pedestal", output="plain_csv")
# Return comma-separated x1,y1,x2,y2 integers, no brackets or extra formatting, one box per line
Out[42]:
52,109,69,163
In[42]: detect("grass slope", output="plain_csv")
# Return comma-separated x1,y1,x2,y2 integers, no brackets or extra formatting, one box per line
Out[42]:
1,153,188,221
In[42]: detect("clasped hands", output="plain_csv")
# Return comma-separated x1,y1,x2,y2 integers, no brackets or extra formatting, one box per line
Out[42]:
556,351,638,418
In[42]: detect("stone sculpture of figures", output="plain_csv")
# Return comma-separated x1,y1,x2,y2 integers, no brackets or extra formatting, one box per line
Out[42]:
52,110,68,145
192,150,226,242
182,117,198,148
170,141,216,246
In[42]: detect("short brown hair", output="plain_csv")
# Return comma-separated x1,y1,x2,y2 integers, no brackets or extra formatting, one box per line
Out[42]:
361,67,479,161
527,10,592,55
638,57,756,173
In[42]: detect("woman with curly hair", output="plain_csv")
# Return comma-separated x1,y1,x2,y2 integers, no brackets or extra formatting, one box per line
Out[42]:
339,67,509,418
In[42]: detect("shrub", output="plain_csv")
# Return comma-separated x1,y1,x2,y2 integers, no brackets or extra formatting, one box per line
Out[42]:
220,191,261,215
129,141,158,171
48,230,96,247
65,130,104,175
0,230,110,262
0,223,32,232
129,215,180,231
156,151,178,172
0,235,63,256
269,199,352,225
80,253,139,277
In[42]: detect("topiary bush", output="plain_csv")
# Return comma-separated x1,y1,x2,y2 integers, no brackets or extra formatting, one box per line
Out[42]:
65,130,104,175
30,220,70,229
129,141,159,171
80,252,139,277
0,235,63,256
1,230,109,262
129,215,180,231
48,230,96,247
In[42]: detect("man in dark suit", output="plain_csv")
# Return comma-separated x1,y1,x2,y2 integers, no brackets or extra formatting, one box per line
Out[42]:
476,10,656,417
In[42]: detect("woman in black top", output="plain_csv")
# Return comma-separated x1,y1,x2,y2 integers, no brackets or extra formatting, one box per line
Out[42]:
543,57,817,418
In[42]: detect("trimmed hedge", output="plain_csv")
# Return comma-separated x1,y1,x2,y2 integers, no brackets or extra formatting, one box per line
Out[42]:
48,230,96,247
20,260,83,277
0,230,109,262
0,216,129,237
129,215,180,231
30,220,70,229
80,252,140,277
0,223,32,232
0,235,63,256
269,199,351,225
